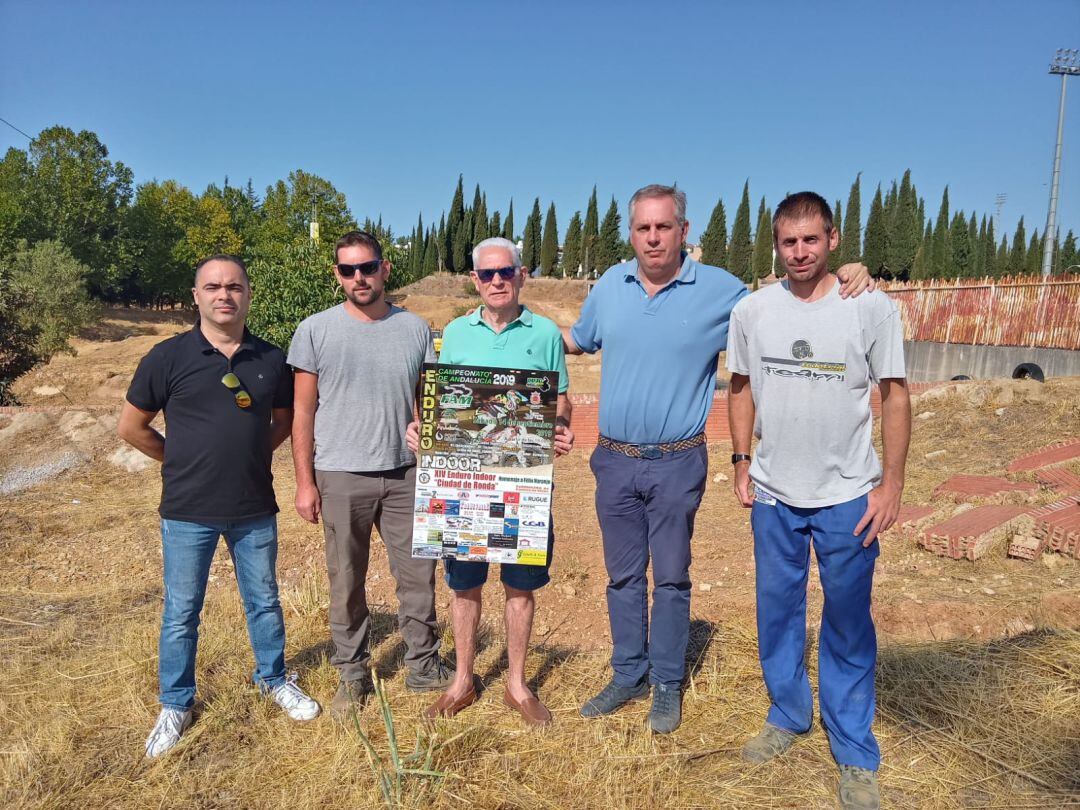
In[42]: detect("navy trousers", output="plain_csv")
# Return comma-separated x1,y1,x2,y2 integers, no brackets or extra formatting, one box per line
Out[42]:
590,443,708,689
751,492,881,770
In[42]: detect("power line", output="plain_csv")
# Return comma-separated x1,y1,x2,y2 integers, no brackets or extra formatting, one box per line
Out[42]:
0,116,34,141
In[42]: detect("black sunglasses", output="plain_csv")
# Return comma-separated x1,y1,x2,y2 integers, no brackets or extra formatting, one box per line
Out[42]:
337,260,383,278
475,266,518,283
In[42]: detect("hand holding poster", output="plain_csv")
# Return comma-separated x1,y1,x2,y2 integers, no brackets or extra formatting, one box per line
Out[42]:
411,363,558,566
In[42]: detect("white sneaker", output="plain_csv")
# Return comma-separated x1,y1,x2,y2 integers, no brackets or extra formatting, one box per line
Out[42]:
268,674,321,721
144,706,192,758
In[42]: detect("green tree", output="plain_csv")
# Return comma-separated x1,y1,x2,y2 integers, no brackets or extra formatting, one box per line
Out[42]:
446,175,465,272
698,197,727,267
10,127,134,298
539,202,559,276
930,187,950,278
520,198,542,272
1025,230,1042,276
983,216,997,278
751,198,773,282
840,173,862,264
1059,229,1078,273
728,180,753,282
123,179,195,305
422,229,438,277
8,240,98,361
828,199,843,273
863,185,887,276
949,211,972,278
969,213,982,278
595,197,623,273
489,210,501,242
248,241,340,349
502,199,514,241
438,213,449,272
0,147,32,260
561,211,582,277
886,169,920,279
581,187,599,275
453,208,473,273
255,170,354,262
1008,217,1027,276
0,267,39,403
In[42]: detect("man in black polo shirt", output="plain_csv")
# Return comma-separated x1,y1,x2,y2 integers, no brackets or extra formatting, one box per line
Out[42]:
118,254,319,759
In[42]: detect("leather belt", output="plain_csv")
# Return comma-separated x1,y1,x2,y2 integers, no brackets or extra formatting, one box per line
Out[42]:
597,432,706,459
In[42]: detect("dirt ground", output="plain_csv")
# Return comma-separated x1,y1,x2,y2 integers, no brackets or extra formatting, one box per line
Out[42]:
2,297,1079,808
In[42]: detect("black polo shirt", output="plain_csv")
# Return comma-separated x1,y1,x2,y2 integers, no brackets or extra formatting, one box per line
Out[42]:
126,324,294,523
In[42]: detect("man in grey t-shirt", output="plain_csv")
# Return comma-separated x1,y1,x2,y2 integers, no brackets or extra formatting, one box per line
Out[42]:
727,193,910,810
288,230,452,719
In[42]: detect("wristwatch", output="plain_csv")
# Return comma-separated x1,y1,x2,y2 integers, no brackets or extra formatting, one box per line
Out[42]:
731,453,751,464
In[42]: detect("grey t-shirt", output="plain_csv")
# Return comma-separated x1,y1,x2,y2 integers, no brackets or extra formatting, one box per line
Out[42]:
287,304,435,472
726,280,906,508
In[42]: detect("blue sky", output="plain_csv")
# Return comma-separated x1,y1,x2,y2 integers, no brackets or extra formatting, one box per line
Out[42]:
2,0,1078,244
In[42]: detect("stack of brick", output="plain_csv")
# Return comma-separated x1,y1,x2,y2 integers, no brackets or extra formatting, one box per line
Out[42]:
932,475,1038,503
1007,438,1080,474
1035,467,1080,494
1030,497,1080,559
918,505,1028,561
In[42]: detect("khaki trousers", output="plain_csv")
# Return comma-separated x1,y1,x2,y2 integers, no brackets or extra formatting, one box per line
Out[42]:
316,466,439,681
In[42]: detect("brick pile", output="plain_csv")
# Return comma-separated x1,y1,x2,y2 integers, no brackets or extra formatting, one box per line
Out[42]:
932,475,1038,502
1035,467,1080,494
1030,497,1080,559
1007,438,1080,473
918,505,1028,561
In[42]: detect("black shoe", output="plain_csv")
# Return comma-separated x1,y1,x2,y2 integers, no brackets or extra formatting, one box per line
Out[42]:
648,683,682,733
580,679,650,718
405,658,456,693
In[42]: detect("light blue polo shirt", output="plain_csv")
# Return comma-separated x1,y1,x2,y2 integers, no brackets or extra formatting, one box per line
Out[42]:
571,254,747,443
439,305,570,393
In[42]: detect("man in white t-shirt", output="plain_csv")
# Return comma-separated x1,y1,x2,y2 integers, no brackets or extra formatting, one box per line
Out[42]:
726,192,911,810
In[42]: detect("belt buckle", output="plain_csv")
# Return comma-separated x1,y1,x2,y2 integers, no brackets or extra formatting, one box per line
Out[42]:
640,445,662,460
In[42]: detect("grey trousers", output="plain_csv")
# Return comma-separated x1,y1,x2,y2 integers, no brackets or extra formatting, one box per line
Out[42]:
316,466,440,681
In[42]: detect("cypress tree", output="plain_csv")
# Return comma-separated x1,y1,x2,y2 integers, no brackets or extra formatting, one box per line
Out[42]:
1026,229,1042,275
752,199,774,281
949,211,972,278
969,213,982,277
437,213,448,272
997,235,1009,274
470,184,483,220
596,196,623,273
422,229,438,277
473,193,489,243
582,186,599,274
411,213,424,276
828,199,843,273
490,210,501,240
1059,229,1078,273
983,216,997,278
728,180,753,282
503,199,514,241
840,173,862,264
539,202,559,276
447,176,465,272
930,187,950,278
912,221,934,280
1009,217,1027,276
886,170,919,279
521,197,542,271
863,185,887,276
453,209,473,273
698,196,728,267
562,212,583,277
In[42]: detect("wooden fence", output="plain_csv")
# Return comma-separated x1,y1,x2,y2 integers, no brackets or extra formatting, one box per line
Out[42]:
878,275,1080,350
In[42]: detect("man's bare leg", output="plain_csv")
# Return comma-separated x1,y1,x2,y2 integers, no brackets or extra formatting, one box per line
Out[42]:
446,586,481,699
504,584,536,703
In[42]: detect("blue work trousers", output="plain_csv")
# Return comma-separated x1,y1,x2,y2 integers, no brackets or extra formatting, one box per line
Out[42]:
590,444,708,689
751,493,881,771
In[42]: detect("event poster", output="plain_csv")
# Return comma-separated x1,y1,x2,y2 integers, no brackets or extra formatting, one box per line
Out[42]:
411,363,559,567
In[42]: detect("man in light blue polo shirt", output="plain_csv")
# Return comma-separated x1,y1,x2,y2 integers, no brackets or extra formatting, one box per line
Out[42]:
407,237,574,727
565,184,872,733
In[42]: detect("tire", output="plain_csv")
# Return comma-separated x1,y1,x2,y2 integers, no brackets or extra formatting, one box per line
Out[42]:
950,375,972,381
1012,363,1045,383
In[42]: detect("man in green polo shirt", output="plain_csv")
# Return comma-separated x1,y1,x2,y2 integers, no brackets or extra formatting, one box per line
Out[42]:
407,237,574,726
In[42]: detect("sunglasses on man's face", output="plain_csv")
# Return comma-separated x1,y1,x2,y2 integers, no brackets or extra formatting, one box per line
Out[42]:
337,260,383,278
475,266,518,283
221,372,252,409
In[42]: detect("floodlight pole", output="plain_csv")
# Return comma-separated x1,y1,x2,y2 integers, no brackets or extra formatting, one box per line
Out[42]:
1042,49,1079,276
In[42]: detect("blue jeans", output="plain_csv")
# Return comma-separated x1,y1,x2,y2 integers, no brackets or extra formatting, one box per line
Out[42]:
159,515,287,710
590,443,708,689
751,493,881,770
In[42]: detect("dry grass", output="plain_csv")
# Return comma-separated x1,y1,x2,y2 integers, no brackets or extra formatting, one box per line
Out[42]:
2,568,1078,809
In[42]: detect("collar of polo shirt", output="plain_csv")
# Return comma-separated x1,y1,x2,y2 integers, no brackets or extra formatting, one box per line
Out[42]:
468,305,534,328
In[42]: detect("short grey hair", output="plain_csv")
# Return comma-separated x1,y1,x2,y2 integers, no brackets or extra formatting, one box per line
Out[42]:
628,184,687,226
472,236,522,268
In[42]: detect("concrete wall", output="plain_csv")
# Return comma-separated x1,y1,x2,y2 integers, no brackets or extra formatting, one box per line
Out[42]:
904,341,1080,382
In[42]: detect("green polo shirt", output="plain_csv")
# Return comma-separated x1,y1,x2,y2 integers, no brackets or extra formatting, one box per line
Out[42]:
439,305,569,393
